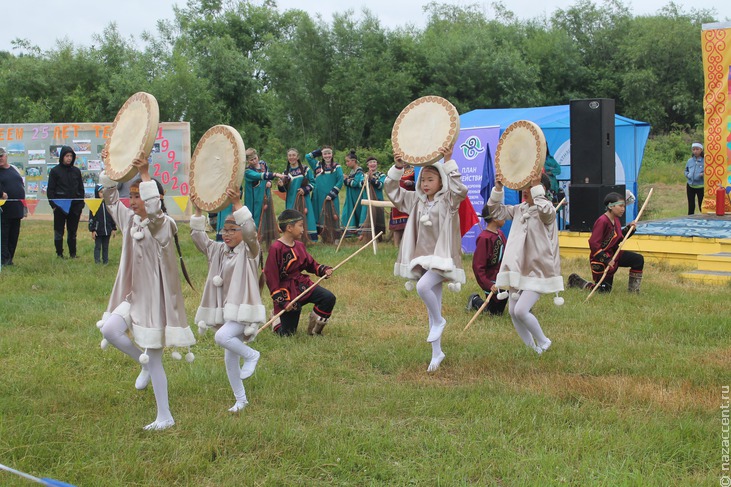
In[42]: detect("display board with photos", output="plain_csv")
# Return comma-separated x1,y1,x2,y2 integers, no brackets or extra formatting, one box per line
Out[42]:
0,122,191,216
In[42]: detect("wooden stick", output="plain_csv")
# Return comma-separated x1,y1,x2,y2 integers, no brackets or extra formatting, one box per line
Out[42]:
365,176,377,255
555,197,566,211
361,200,395,208
258,231,384,334
336,179,367,253
585,188,653,302
463,291,494,331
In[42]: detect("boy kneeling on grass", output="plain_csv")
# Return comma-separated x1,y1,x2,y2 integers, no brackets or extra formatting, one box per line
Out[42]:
264,209,336,336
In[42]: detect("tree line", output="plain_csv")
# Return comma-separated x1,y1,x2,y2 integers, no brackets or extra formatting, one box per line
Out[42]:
0,0,717,169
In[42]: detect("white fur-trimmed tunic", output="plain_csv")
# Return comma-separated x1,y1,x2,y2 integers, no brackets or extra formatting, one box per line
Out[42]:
99,175,195,349
487,184,563,293
384,159,468,284
190,206,265,328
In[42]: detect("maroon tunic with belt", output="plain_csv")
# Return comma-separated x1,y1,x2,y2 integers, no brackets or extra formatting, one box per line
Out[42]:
264,239,331,313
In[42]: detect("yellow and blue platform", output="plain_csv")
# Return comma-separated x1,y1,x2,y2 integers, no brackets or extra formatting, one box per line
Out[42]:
559,214,731,284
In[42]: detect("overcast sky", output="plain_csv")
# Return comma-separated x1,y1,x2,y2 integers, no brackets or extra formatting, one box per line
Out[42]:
2,0,729,52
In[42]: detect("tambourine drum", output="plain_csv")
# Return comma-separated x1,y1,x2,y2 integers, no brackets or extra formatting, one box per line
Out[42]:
189,125,246,213
494,120,546,190
104,92,160,182
391,96,460,166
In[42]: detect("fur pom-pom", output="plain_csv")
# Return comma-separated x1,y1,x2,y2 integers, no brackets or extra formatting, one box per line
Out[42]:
171,351,182,360
419,214,429,223
100,338,109,350
139,352,150,365
212,275,224,287
510,292,520,301
96,320,105,329
133,231,144,240
197,320,208,335
497,290,509,300
423,220,433,226
185,352,195,363
553,293,564,306
447,282,461,292
404,280,415,291
244,324,258,336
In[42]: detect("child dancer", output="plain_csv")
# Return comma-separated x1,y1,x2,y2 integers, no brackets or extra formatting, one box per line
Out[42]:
277,148,318,241
568,192,643,293
191,187,265,412
97,153,195,430
88,184,116,264
487,172,563,354
341,151,366,237
264,209,336,336
466,204,508,316
385,148,467,372
305,146,344,237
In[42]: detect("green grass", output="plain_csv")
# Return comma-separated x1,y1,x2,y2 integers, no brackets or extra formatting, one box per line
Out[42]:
0,217,726,486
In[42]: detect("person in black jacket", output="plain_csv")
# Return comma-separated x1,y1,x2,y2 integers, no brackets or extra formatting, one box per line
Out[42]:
0,147,26,266
47,146,84,258
88,184,116,264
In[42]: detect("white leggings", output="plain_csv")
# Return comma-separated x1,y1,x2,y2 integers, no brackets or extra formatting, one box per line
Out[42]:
508,290,550,349
100,314,172,423
416,270,444,328
215,321,259,404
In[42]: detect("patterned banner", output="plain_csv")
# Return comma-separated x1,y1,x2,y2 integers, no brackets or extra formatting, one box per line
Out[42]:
702,22,731,212
85,198,103,216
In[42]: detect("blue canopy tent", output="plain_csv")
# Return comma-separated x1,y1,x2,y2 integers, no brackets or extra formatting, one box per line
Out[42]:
460,105,651,224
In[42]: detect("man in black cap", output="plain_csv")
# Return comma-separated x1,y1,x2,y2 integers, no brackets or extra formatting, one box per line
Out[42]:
47,146,84,258
0,147,26,266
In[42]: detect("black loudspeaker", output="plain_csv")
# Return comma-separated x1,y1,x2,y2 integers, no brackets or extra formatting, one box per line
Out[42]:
569,184,625,232
570,99,615,185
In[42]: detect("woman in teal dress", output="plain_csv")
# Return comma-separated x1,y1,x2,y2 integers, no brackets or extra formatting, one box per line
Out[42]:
244,148,284,229
360,156,387,239
277,148,318,241
305,146,344,232
340,151,366,237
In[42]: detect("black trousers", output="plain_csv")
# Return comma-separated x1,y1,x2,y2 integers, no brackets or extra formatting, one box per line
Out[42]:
1,216,21,265
94,235,111,263
686,184,704,215
53,208,81,257
275,286,336,336
472,291,508,315
592,250,644,292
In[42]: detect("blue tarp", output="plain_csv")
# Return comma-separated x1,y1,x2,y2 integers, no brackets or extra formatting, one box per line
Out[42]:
460,105,651,221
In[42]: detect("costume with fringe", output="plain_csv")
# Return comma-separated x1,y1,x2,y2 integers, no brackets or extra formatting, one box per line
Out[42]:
305,153,344,229
190,206,266,329
341,167,366,232
384,159,468,285
487,184,563,294
99,175,195,349
277,164,317,240
244,160,276,229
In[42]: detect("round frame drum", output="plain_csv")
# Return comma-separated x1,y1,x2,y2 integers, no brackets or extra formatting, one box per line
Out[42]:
391,96,460,166
104,92,160,182
494,120,546,190
189,125,247,213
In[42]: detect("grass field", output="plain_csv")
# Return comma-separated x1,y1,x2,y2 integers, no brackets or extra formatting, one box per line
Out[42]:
0,185,727,486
